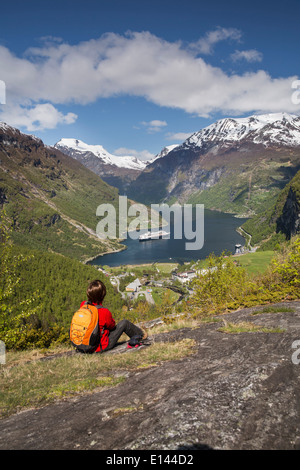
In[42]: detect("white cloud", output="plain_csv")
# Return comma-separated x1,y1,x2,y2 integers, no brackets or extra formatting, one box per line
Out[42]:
166,131,195,141
189,27,242,55
0,103,77,131
141,119,167,133
0,30,299,130
231,49,263,62
114,147,155,161
148,120,167,127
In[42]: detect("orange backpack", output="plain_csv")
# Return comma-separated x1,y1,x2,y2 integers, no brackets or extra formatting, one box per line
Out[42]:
70,302,103,353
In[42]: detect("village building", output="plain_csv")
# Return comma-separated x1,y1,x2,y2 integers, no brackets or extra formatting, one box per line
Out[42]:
172,270,196,283
125,278,142,292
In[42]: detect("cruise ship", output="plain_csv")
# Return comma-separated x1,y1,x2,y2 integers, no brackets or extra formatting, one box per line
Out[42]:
139,230,170,242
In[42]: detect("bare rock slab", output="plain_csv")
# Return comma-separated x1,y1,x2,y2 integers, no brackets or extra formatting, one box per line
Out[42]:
0,301,300,450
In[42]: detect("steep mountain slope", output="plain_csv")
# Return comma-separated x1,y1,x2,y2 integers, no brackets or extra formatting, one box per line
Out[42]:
0,123,124,261
55,138,147,194
128,113,300,216
242,168,300,249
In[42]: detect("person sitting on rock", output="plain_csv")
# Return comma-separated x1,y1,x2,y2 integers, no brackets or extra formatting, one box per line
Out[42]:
80,279,147,352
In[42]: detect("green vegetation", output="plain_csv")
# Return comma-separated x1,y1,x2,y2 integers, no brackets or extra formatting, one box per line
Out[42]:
241,208,285,251
104,262,178,279
218,321,285,334
0,338,196,417
1,139,300,353
0,213,125,349
189,236,300,316
155,263,178,274
118,274,136,292
0,131,126,261
187,160,294,217
235,250,275,276
151,287,179,305
241,168,300,250
0,213,185,350
193,251,276,277
12,247,124,324
127,167,169,205
1,198,299,352
0,216,43,351
252,306,295,315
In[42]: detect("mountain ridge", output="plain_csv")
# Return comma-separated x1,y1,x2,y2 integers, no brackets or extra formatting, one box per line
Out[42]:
127,112,300,215
0,122,124,261
183,113,300,150
55,138,147,171
54,137,148,194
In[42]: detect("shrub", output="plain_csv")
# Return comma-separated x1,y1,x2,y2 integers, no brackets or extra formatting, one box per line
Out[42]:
190,236,300,316
4,324,69,350
191,251,255,315
271,237,300,290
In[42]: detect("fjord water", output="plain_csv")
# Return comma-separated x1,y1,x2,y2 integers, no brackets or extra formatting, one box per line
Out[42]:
90,209,247,267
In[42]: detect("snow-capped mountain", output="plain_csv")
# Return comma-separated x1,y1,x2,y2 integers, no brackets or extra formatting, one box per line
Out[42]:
183,113,300,150
128,112,300,212
0,121,43,145
55,138,147,171
54,138,149,194
151,144,179,163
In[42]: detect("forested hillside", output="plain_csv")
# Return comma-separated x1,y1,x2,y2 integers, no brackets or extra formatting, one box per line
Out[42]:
0,221,125,350
9,246,124,328
242,168,300,249
0,123,124,261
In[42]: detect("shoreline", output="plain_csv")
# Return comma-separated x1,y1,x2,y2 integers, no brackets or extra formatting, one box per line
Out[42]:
83,225,169,265
83,243,127,265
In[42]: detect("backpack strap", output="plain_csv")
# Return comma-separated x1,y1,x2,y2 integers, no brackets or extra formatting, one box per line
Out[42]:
85,303,106,353
84,301,104,311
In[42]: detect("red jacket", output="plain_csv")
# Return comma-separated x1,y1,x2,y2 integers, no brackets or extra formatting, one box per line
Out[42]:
80,301,116,352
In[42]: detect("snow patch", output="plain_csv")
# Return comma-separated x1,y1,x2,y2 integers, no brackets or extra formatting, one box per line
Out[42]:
55,138,147,170
185,113,300,149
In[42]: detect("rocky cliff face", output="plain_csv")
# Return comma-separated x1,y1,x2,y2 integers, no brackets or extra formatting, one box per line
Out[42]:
277,187,300,239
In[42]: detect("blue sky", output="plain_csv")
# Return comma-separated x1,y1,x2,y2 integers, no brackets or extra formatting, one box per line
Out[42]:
0,0,299,159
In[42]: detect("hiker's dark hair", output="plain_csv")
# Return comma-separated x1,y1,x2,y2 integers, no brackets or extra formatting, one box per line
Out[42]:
87,279,106,304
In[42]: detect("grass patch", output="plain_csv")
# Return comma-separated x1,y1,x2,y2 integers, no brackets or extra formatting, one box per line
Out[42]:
149,317,200,334
218,321,285,334
151,287,179,305
252,306,295,315
236,251,275,276
0,338,196,418
155,263,178,274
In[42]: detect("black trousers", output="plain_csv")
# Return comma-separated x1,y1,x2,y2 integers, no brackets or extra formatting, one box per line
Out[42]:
105,319,144,351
